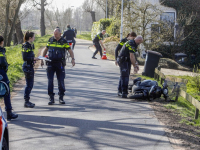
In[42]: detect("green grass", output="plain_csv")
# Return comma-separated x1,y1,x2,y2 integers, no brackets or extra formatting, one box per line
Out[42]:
139,75,200,127
5,34,51,91
168,75,200,101
165,96,200,127
76,32,91,41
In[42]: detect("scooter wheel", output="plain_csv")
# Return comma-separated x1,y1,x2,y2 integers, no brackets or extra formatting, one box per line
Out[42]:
128,94,143,99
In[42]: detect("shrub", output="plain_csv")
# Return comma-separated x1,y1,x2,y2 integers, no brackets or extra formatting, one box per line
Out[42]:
91,18,113,40
103,35,120,43
152,45,182,59
106,19,121,36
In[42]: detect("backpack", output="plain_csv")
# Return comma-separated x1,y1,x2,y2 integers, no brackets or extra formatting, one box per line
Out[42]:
0,75,9,98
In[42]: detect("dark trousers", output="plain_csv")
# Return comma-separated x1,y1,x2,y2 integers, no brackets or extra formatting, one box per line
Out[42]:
115,45,122,60
93,42,102,57
0,69,12,111
72,39,76,50
118,61,131,94
47,63,66,96
23,66,34,100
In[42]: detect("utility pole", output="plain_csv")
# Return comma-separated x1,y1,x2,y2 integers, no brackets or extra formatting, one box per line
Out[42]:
120,0,124,40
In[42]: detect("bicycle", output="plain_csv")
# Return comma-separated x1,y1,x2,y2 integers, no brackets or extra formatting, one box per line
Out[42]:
66,40,73,62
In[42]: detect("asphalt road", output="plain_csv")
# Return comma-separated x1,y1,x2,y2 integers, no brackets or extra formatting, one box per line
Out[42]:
8,39,173,150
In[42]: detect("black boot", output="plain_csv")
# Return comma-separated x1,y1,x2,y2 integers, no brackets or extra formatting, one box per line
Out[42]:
118,91,122,97
48,95,55,105
121,93,128,98
7,110,18,120
59,95,65,104
24,99,35,108
92,56,97,59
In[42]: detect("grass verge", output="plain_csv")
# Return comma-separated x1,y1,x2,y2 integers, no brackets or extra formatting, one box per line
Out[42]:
167,75,200,101
76,32,91,41
137,75,200,127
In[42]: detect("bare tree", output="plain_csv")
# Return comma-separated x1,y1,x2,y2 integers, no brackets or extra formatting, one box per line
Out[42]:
94,0,119,18
3,0,11,46
123,1,163,44
45,9,55,30
7,0,24,46
82,0,96,23
15,14,24,44
33,0,52,36
151,12,196,59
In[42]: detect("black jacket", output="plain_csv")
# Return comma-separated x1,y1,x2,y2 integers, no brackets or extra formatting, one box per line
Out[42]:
115,37,128,60
0,46,8,69
62,28,75,41
93,33,103,43
118,40,138,60
22,42,35,64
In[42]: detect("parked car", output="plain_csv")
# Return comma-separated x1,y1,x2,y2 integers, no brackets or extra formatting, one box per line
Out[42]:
0,74,10,150
0,106,9,150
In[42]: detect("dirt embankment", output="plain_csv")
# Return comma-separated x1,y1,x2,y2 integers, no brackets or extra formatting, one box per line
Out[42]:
130,74,200,150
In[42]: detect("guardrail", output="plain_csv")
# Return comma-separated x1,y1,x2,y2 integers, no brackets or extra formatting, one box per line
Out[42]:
154,67,200,119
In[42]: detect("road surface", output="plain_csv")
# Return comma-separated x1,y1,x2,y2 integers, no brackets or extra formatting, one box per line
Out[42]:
8,39,173,150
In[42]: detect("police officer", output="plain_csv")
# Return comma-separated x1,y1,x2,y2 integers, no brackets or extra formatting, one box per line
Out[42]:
117,35,143,98
62,25,76,50
92,30,106,59
41,28,75,105
22,31,39,108
74,27,77,38
115,32,137,66
0,36,18,120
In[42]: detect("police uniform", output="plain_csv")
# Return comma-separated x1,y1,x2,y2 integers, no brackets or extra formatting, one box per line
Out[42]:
115,37,128,61
22,42,36,107
46,36,70,104
117,40,138,96
92,33,103,58
0,46,18,119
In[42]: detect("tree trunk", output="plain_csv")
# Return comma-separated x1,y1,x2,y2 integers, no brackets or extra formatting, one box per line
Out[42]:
107,1,110,18
3,0,11,47
15,16,24,44
13,33,18,45
40,0,46,36
7,0,24,46
90,11,96,23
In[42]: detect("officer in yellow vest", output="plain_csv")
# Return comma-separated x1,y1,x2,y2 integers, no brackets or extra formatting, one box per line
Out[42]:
41,28,75,105
0,35,18,120
117,35,143,98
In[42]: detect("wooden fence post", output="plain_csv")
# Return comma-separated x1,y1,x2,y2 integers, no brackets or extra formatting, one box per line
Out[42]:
195,108,199,120
157,74,159,81
157,65,161,71
175,85,180,102
160,78,164,84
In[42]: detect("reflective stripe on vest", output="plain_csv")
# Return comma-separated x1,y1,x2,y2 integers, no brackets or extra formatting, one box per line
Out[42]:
22,48,32,52
125,42,136,52
97,34,102,40
47,43,70,49
119,42,125,46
